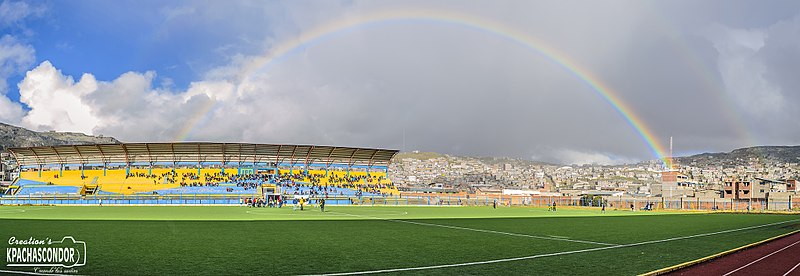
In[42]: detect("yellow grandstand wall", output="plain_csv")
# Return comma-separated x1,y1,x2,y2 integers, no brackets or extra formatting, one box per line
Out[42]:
18,168,242,195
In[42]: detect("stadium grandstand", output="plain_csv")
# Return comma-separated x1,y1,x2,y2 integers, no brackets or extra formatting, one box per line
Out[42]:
1,143,398,205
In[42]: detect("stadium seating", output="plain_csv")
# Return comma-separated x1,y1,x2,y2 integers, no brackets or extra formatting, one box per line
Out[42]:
280,185,382,197
15,185,80,195
276,170,398,195
13,167,396,197
14,179,46,186
17,168,250,195
278,170,392,185
139,184,256,195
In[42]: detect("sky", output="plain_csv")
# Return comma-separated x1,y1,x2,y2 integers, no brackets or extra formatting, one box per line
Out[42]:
0,0,799,165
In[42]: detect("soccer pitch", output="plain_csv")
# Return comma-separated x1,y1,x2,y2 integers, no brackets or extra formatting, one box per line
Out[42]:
1,206,798,275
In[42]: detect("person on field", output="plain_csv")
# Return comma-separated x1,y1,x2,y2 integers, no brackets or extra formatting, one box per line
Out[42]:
493,199,497,209
300,197,305,211
630,203,634,211
320,198,325,212
552,201,557,211
293,198,299,211
601,202,605,214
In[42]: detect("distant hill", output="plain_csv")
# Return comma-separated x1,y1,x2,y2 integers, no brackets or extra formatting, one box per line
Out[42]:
677,145,800,167
392,151,554,166
393,151,446,160
0,122,120,151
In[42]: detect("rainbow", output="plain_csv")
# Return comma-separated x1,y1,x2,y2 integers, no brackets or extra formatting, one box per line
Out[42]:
180,9,673,166
173,98,216,142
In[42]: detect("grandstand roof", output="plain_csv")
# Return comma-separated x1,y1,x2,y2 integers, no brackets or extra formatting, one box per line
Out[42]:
7,143,398,168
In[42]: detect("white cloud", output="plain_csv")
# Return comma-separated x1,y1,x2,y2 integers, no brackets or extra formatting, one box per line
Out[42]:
0,0,45,28
18,61,100,133
0,35,34,93
0,95,23,122
4,2,724,162
7,1,800,164
707,24,784,117
0,0,44,123
160,5,195,21
703,14,800,143
15,60,229,140
0,34,33,122
555,149,635,166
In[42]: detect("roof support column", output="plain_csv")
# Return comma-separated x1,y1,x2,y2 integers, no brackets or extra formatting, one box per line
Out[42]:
38,164,42,178
103,162,107,177
59,164,63,178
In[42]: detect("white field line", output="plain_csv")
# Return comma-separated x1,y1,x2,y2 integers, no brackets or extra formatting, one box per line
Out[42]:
328,211,616,246
783,261,800,276
723,239,800,276
0,207,55,214
308,218,800,276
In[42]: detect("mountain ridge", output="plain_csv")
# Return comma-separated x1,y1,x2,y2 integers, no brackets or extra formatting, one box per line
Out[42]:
0,122,120,151
675,145,800,167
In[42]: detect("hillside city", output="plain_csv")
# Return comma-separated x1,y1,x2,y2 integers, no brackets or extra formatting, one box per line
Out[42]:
389,151,800,200
3,148,799,201
0,123,798,201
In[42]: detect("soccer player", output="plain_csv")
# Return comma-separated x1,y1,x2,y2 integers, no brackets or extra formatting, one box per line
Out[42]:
601,202,605,214
552,201,557,211
320,198,325,212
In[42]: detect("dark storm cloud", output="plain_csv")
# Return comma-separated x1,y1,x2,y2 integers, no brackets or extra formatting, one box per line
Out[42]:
7,0,800,164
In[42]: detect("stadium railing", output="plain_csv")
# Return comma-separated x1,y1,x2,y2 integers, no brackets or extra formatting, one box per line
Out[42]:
1,193,798,211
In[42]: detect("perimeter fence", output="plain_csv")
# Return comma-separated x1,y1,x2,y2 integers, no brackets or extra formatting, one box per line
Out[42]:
2,193,799,211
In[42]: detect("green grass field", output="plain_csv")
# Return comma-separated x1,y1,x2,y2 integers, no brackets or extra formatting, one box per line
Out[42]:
1,205,798,275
